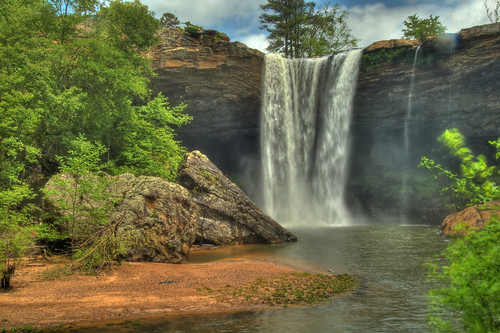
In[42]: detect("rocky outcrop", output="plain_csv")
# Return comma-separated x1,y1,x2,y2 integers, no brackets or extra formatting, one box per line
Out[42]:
44,173,199,263
346,23,500,223
178,151,297,245
441,201,500,236
148,28,264,183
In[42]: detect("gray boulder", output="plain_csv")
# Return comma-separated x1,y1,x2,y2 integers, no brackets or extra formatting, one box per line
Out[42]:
178,151,297,245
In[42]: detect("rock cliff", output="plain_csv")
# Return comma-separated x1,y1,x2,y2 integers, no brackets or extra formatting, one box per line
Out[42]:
149,28,263,186
347,23,500,223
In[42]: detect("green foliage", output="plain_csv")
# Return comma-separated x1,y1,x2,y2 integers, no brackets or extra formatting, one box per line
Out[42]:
360,47,414,72
43,136,121,270
1,0,189,180
420,129,500,209
99,0,160,53
110,94,191,181
402,14,447,40
259,0,357,58
0,185,35,289
426,215,500,332
184,22,203,36
206,272,357,306
160,12,180,28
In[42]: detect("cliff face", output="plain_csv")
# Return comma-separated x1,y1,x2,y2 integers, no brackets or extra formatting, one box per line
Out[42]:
150,24,500,224
149,28,263,188
348,23,500,223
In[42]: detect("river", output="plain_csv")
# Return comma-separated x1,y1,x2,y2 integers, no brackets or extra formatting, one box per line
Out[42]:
74,225,449,332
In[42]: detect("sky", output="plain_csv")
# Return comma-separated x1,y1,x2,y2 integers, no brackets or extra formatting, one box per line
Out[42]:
140,0,495,52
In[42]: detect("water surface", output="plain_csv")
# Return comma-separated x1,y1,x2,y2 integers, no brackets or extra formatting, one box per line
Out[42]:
72,225,448,332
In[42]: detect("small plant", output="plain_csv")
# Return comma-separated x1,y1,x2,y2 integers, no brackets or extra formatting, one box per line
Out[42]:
184,22,203,36
43,135,125,272
420,129,500,210
426,214,500,332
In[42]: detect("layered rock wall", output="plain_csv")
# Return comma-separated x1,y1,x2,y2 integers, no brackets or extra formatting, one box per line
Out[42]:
348,23,500,222
149,28,263,187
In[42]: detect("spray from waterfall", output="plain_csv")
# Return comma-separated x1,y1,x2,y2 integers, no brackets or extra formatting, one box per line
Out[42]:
261,50,362,227
401,45,421,221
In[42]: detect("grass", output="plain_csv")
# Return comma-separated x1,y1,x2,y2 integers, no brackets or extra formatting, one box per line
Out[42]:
201,272,357,307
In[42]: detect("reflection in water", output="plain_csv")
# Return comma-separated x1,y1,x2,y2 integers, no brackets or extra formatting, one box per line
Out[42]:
68,226,448,333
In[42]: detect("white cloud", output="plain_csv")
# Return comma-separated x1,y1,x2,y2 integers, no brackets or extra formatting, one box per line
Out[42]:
144,0,266,28
347,0,491,48
238,33,269,52
141,0,493,51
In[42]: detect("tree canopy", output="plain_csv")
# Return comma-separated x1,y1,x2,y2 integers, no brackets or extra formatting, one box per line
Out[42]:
402,14,447,40
0,0,191,282
259,0,358,58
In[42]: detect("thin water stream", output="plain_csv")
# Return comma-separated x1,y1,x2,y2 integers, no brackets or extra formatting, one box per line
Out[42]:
74,225,448,332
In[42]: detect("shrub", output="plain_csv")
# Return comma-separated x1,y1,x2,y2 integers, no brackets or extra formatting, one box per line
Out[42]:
426,214,500,332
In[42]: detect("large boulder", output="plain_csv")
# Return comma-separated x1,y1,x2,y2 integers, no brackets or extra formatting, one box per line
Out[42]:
178,151,297,245
44,173,199,263
441,201,500,236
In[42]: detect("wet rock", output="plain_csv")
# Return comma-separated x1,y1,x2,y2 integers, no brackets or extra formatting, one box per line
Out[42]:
441,201,500,236
178,151,297,245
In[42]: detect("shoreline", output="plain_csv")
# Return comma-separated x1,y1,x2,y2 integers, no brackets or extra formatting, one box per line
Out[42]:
0,257,301,330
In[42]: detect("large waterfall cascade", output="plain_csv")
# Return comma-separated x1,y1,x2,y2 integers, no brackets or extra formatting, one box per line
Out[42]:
401,46,421,221
261,50,363,226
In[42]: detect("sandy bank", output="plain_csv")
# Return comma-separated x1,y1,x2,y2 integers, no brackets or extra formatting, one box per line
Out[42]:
0,258,298,329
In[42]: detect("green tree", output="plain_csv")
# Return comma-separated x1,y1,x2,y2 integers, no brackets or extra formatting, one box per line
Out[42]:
110,94,192,180
420,129,500,209
160,12,180,28
427,214,500,332
485,0,500,22
259,0,357,58
0,185,35,289
0,0,191,277
302,2,358,56
402,14,447,40
44,136,123,270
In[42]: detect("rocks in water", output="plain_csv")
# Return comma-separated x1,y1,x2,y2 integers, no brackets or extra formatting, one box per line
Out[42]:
441,201,500,236
44,173,200,263
178,151,297,245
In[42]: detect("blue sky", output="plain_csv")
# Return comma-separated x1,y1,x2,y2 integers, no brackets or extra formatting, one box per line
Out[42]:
140,0,494,51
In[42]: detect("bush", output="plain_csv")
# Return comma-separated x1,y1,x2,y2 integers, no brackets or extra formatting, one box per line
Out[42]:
426,214,500,332
420,129,500,210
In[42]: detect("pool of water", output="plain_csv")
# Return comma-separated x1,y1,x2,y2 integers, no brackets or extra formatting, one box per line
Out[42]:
69,225,449,332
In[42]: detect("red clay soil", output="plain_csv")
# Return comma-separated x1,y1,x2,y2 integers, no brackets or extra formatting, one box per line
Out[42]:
0,258,298,329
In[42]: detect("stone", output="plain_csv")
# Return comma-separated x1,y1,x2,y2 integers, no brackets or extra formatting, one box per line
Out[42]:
178,151,297,245
44,173,199,263
441,201,500,236
365,39,419,52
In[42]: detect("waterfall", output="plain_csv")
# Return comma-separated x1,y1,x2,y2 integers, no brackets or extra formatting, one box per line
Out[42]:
401,45,421,221
261,50,362,226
